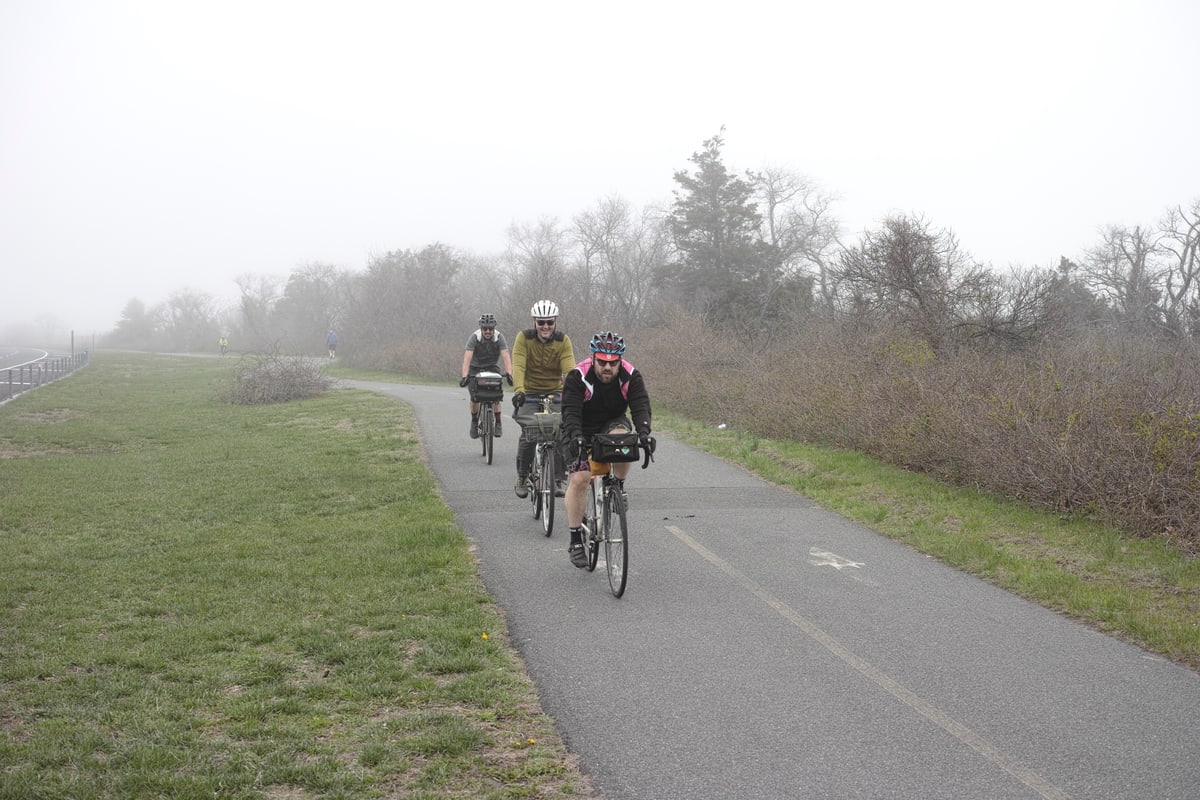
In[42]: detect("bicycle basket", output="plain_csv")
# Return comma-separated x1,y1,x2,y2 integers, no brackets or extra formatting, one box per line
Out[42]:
473,371,503,401
530,411,561,442
590,431,640,463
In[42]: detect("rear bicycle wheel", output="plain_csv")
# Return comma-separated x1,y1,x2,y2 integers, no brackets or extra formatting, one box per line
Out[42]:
482,407,494,464
539,446,555,536
604,487,628,597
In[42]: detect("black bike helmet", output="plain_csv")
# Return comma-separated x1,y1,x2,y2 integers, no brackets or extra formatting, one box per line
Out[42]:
479,313,497,327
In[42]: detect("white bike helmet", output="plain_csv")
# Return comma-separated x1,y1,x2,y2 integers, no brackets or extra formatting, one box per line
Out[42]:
530,300,559,319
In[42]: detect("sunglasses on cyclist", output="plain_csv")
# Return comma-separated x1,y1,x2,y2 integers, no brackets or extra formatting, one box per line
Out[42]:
535,319,555,327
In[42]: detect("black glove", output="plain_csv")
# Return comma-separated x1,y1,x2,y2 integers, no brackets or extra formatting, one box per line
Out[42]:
459,376,470,387
504,372,513,386
637,423,651,439
570,435,588,460
512,391,526,409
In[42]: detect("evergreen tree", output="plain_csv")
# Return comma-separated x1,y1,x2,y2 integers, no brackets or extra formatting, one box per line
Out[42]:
664,129,783,330
107,298,159,349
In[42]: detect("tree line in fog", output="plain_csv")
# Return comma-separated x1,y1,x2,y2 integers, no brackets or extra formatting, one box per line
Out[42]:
102,130,1200,360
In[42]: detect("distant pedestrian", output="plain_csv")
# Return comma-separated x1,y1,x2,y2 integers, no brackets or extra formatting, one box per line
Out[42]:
326,330,337,359
218,335,228,356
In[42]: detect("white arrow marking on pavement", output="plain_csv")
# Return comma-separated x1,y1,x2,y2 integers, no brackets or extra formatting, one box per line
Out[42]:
668,526,1070,800
808,548,864,570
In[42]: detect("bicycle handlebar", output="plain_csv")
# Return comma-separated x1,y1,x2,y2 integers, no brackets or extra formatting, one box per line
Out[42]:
640,436,656,470
571,434,655,469
534,392,562,412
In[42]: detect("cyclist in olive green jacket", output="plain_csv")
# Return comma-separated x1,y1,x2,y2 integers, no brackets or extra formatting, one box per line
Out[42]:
510,300,576,498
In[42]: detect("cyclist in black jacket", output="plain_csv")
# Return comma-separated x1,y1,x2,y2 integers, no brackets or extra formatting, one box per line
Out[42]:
560,331,652,567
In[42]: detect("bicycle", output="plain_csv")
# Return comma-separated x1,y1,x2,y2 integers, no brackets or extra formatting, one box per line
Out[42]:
579,431,656,598
469,371,504,465
524,393,562,537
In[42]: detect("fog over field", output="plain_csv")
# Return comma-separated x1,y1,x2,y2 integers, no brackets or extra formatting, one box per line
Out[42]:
2,0,1197,341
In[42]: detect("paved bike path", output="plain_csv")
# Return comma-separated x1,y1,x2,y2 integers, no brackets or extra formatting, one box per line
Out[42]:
347,380,1200,799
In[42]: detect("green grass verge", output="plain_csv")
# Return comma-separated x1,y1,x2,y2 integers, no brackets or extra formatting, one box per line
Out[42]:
655,410,1200,671
1,353,590,799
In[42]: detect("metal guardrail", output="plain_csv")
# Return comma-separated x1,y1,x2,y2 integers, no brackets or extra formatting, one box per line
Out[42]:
1,352,90,403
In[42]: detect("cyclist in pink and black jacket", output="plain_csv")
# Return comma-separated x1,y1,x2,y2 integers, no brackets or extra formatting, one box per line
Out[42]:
559,331,652,568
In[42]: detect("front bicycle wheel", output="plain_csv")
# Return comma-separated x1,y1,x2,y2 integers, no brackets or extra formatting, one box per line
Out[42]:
585,480,600,572
481,407,494,464
604,487,628,597
539,446,555,536
531,448,542,520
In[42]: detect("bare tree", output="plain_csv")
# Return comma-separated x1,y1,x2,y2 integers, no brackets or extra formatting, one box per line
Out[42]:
1081,224,1164,334
1076,200,1200,338
350,244,464,347
832,214,992,350
506,217,569,309
753,166,842,309
572,197,671,329
573,196,628,310
616,205,673,327
1158,199,1200,336
456,252,513,326
163,288,219,352
962,266,1063,348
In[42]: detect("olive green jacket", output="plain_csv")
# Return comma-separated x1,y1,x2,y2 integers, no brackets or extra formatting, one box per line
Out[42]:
511,329,575,395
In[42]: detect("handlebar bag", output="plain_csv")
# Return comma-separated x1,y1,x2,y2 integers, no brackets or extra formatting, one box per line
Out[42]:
473,371,504,401
591,431,640,463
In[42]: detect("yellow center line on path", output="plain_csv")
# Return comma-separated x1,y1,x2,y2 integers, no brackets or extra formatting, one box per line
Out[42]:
665,524,1071,800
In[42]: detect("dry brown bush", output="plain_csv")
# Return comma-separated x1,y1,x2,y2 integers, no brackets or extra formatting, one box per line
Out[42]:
639,312,1200,543
227,350,333,404
374,307,1200,542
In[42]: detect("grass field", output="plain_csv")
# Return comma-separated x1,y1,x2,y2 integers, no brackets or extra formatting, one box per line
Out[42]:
3,351,1198,799
1,352,591,799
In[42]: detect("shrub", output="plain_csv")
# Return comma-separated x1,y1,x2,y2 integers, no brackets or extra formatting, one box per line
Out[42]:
226,350,333,404
347,306,1200,543
639,313,1200,544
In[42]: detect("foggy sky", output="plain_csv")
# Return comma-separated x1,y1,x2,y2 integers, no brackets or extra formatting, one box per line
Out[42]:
3,0,1198,339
